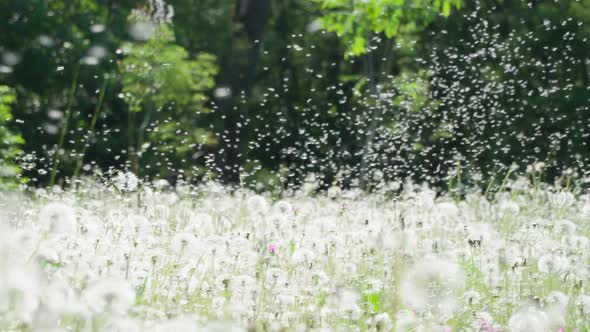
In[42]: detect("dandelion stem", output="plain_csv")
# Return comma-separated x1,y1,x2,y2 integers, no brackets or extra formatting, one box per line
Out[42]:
73,76,109,180
50,63,80,187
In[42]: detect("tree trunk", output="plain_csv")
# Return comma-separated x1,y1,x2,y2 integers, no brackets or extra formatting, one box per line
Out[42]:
216,0,271,184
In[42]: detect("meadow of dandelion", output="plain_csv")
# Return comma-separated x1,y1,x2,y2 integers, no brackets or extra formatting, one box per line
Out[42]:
3,0,590,331
1,174,589,331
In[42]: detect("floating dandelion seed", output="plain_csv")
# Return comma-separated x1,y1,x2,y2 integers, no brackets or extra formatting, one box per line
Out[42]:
90,24,106,34
214,87,232,99
128,21,155,41
153,178,170,190
2,51,21,66
37,35,54,47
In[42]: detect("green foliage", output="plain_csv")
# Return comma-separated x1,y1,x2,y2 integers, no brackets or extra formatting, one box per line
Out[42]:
0,86,25,189
0,0,138,183
363,292,382,313
118,20,218,177
391,71,433,113
119,23,217,113
315,0,462,56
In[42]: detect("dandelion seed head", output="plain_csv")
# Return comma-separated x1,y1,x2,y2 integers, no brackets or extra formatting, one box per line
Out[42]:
246,195,269,215
170,232,200,256
39,202,77,234
577,295,590,316
507,307,550,332
0,264,40,323
399,257,465,317
394,310,419,332
273,201,293,215
538,253,564,274
103,318,142,332
83,278,135,314
113,171,139,192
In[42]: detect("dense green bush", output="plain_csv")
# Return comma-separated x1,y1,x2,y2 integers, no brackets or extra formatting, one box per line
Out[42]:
0,85,25,189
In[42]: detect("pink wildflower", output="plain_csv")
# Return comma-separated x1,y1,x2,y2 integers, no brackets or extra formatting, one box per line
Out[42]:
268,242,279,254
478,315,495,332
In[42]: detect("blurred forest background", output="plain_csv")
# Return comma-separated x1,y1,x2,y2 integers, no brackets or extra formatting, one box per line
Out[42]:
1,0,590,192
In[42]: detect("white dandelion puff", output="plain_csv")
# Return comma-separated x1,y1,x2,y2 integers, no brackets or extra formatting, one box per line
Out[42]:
152,319,200,332
399,257,465,317
103,318,142,332
39,202,77,234
83,278,135,314
507,307,550,332
394,310,419,331
577,295,590,316
0,265,40,323
170,232,200,257
273,200,293,214
537,253,565,274
549,191,575,207
113,171,140,192
246,195,269,215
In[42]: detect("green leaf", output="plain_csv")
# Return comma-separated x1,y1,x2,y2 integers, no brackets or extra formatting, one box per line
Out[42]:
442,0,451,16
364,292,382,312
